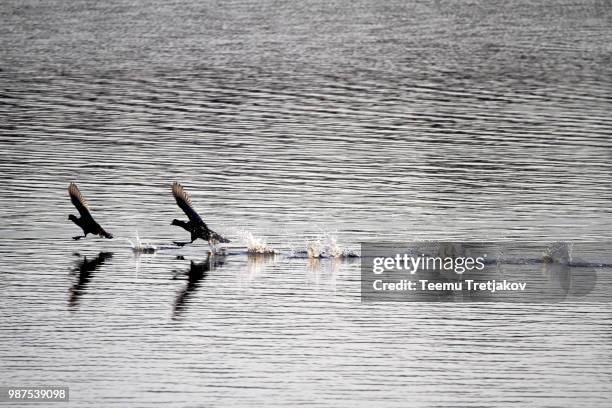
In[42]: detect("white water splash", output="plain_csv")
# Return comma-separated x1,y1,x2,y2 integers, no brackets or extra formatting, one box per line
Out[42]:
307,241,322,258
238,230,278,255
306,233,358,259
125,231,158,253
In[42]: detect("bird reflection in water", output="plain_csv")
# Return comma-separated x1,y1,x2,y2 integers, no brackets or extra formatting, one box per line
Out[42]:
68,252,113,309
173,253,225,318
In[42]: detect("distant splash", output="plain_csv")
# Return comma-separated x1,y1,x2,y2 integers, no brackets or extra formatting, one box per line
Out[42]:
301,233,359,259
542,242,573,264
238,230,278,255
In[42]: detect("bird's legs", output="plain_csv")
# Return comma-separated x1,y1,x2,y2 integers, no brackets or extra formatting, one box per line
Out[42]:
72,235,86,240
174,235,197,247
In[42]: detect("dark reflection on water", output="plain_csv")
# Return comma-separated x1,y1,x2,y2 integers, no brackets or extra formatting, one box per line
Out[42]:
172,254,225,318
68,252,113,309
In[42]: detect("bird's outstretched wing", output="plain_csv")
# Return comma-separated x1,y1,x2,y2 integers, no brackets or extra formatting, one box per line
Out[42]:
172,182,205,226
69,183,92,218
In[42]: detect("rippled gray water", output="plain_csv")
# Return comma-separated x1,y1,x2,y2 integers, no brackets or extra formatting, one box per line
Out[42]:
1,0,612,406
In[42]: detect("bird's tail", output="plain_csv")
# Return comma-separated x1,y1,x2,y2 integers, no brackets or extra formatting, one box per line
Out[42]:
211,231,230,243
99,228,113,239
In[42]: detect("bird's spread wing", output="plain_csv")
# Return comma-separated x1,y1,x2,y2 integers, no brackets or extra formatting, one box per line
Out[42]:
172,182,205,226
69,183,92,218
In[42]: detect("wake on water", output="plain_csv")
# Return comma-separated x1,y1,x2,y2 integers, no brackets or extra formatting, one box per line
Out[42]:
118,232,606,268
122,229,359,259
238,230,359,258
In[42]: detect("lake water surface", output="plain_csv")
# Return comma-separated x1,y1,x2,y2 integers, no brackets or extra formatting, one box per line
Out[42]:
1,0,611,406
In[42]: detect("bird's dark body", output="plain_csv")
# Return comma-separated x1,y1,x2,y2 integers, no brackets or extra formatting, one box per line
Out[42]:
170,182,230,246
171,219,229,245
67,183,113,240
69,213,112,239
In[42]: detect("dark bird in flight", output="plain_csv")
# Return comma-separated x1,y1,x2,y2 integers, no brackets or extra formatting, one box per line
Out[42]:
68,183,113,240
171,182,230,246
